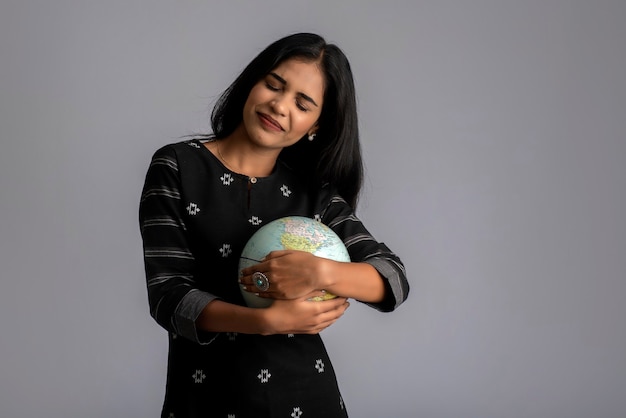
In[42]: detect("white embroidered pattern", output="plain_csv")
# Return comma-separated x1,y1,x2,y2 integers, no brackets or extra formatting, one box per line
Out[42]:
314,214,321,222
249,216,262,226
228,415,235,418
315,359,325,373
188,142,200,148
220,173,234,186
227,332,238,341
287,334,295,338
291,407,303,418
219,244,232,258
280,184,292,197
257,369,271,383
186,202,201,215
192,369,206,383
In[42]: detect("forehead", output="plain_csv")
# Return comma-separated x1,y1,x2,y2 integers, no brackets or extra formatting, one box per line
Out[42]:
270,59,325,101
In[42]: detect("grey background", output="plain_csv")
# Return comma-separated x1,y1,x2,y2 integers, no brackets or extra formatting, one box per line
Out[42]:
1,1,625,417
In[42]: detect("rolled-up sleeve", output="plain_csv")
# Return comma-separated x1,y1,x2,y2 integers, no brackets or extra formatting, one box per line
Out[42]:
321,194,409,312
139,145,218,344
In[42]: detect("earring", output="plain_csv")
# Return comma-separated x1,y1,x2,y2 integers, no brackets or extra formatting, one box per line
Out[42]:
308,133,316,141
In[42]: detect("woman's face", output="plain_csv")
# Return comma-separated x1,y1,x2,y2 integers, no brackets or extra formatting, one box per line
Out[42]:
241,58,325,150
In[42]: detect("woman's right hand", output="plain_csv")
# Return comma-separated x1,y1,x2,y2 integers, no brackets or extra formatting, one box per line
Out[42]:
260,294,350,335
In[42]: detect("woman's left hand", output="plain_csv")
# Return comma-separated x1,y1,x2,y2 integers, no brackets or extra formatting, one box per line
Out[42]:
240,250,331,300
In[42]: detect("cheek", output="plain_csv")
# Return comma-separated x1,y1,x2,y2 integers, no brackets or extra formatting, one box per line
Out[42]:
243,85,264,110
294,114,320,133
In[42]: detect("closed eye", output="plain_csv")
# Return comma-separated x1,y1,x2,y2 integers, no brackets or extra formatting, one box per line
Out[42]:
265,82,280,92
268,72,319,109
296,100,309,112
265,80,309,111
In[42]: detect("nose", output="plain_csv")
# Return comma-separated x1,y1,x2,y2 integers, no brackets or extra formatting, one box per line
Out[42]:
269,96,287,116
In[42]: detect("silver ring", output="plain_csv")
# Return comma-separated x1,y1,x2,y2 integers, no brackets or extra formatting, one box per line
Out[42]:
252,271,270,292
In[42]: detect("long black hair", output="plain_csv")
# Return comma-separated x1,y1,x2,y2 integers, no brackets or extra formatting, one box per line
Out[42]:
210,33,364,209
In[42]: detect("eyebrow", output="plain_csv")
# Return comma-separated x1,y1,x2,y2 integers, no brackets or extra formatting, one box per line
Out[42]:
268,72,319,107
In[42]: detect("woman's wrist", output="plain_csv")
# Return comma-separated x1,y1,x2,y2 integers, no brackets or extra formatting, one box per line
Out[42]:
316,257,338,291
255,306,276,336
196,299,273,335
322,261,386,303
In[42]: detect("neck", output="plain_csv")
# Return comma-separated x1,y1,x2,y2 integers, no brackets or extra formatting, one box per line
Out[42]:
216,127,279,177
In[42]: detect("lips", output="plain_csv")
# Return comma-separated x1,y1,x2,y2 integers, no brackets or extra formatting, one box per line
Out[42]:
257,112,283,132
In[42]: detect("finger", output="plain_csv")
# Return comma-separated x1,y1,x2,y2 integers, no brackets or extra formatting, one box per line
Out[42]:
241,263,267,277
302,289,326,300
309,303,350,333
239,280,274,297
251,291,273,299
286,302,350,335
240,270,274,291
290,317,339,335
238,273,261,288
301,299,349,326
262,250,293,261
239,282,272,297
312,297,348,310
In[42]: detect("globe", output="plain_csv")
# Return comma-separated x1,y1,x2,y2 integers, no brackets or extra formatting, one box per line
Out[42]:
238,216,351,308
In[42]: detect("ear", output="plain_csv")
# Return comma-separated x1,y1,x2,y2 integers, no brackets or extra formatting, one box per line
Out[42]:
306,123,319,142
307,122,319,137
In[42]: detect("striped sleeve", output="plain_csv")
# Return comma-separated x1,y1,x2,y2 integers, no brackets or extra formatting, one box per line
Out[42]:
321,195,409,312
139,145,218,344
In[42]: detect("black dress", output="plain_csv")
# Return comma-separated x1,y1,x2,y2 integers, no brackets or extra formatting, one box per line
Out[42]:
139,139,409,418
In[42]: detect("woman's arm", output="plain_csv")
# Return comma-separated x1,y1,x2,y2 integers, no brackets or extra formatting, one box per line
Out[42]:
316,258,386,303
141,146,350,341
241,251,385,303
322,195,409,311
240,193,409,311
195,296,350,336
140,145,221,344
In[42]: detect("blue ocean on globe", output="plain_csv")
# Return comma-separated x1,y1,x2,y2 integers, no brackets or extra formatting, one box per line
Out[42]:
238,216,351,308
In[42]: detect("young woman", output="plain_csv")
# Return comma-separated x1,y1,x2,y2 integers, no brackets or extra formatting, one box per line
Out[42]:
140,33,409,418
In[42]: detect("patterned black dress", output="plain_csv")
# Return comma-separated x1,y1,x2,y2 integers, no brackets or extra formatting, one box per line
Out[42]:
139,139,409,418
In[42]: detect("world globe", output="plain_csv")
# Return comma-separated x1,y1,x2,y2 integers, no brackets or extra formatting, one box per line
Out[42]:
238,216,351,308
